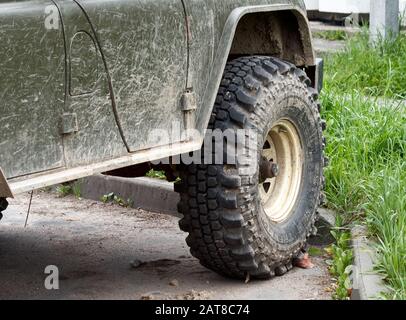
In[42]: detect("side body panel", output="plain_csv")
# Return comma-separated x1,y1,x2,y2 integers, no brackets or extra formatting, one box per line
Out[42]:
56,0,128,167
0,0,65,178
182,0,313,133
2,0,315,196
76,0,189,152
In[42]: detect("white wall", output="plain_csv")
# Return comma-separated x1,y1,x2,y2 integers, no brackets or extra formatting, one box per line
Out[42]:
319,0,370,14
304,0,319,10
401,0,406,16
305,0,406,14
304,0,406,25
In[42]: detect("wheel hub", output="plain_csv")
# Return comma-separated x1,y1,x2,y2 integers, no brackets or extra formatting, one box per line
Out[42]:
260,157,280,180
259,119,304,223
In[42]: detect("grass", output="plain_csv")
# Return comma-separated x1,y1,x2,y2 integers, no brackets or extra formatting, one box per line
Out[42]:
322,31,406,299
323,30,406,99
313,30,348,41
365,165,406,299
101,193,134,208
56,181,82,199
308,246,323,257
146,169,167,180
325,214,353,300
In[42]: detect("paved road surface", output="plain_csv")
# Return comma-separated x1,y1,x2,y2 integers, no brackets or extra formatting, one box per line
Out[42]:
0,192,332,300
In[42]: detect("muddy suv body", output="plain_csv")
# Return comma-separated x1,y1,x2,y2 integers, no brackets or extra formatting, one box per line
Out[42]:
1,0,325,279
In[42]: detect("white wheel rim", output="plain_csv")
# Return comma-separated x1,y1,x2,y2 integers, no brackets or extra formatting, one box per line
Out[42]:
259,119,304,223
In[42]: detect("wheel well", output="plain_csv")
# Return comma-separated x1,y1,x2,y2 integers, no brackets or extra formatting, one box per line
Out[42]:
229,10,314,67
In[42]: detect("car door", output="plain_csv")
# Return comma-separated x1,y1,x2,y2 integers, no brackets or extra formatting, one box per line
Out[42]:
55,0,128,167
74,0,189,152
0,0,66,179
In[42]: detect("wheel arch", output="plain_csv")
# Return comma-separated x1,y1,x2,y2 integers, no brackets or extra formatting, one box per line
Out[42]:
196,4,316,134
229,10,314,66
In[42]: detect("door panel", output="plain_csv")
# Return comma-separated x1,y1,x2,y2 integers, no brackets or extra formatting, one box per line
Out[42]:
75,0,188,152
56,0,128,167
182,0,215,112
0,0,65,179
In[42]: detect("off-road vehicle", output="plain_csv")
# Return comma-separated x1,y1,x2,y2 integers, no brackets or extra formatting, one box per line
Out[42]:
0,0,325,279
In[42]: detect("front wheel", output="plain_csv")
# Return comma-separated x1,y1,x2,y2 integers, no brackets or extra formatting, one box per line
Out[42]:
175,56,327,279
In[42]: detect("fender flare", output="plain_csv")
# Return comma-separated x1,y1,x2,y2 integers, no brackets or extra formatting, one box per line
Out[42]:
196,4,315,134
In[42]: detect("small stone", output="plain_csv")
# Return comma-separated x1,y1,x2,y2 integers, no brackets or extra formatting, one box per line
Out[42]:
141,291,161,300
169,279,179,287
130,260,143,269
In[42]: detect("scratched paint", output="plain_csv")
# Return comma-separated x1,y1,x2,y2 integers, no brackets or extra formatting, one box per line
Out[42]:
183,0,311,133
0,0,312,192
0,1,65,178
57,0,128,168
76,0,188,152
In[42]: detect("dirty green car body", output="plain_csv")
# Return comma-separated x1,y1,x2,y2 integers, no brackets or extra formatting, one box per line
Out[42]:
0,0,319,198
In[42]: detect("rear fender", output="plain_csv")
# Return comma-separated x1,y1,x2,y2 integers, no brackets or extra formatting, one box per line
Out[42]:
196,4,316,133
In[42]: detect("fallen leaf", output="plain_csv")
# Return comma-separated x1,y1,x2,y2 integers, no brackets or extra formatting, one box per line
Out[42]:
293,253,315,269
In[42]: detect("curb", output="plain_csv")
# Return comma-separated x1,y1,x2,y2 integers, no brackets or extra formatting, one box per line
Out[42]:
80,174,181,217
351,226,388,300
310,21,361,37
80,174,335,241
313,38,346,55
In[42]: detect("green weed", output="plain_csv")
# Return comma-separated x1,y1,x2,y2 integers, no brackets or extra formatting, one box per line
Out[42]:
322,31,406,299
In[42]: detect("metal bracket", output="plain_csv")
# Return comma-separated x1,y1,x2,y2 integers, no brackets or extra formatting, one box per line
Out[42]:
61,113,79,135
314,58,324,93
181,91,197,130
306,58,324,93
181,91,197,112
0,167,13,198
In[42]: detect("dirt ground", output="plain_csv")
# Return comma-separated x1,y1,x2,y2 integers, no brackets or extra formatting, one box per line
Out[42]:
0,191,333,300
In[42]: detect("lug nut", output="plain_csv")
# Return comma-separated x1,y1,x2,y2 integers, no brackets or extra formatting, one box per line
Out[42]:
260,157,280,180
271,163,280,177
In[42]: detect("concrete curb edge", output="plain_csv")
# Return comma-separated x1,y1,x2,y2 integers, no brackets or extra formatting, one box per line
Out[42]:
351,226,388,300
80,174,181,218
